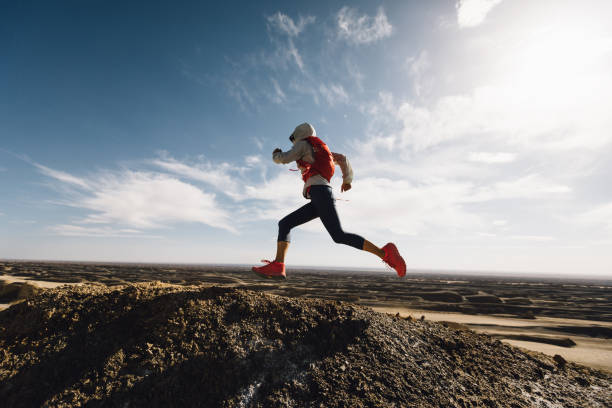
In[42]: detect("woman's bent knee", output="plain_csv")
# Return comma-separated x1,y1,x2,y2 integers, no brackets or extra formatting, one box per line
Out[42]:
330,232,347,245
331,232,365,250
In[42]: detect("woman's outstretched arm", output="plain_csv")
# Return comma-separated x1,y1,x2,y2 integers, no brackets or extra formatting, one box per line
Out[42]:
272,141,309,164
332,152,353,191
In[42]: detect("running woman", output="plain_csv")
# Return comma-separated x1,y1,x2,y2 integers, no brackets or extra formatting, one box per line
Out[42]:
252,122,406,280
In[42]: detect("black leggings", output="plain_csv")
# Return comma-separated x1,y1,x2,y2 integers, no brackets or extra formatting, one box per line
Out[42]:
277,185,365,250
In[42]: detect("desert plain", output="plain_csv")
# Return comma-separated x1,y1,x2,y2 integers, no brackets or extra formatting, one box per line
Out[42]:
1,260,610,372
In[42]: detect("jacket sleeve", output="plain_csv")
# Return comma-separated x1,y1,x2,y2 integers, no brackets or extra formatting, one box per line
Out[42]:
332,152,353,184
273,141,308,164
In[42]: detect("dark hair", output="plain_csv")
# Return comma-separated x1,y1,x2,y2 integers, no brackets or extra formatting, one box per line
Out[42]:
289,133,295,142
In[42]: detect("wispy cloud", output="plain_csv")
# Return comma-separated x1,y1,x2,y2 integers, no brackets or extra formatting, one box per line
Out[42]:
151,155,242,200
8,219,37,224
225,78,257,112
266,12,315,37
251,136,264,151
265,12,315,72
456,0,503,28
34,163,91,189
337,6,392,44
268,78,287,104
289,80,320,105
318,83,349,106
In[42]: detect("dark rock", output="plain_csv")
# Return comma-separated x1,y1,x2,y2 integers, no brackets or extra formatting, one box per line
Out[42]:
466,294,503,304
554,354,567,369
0,283,609,408
0,281,41,303
416,291,464,303
575,376,590,387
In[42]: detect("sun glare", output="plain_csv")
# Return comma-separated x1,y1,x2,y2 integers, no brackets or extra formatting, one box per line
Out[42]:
513,23,610,94
473,6,612,149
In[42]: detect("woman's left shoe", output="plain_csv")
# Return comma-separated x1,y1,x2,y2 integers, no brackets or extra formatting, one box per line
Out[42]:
382,243,406,277
252,260,286,280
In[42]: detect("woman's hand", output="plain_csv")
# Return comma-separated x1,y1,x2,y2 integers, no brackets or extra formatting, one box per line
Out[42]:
341,182,352,192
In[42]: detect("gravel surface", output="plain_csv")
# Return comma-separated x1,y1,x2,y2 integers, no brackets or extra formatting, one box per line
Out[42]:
0,282,610,407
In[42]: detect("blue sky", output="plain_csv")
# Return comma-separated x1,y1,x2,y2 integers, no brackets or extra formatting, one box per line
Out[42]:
1,0,611,276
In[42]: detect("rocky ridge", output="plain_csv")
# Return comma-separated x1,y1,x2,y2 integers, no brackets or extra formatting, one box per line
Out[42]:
0,282,610,407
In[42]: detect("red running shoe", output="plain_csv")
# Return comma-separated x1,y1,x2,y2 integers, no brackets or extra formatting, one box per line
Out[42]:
252,260,286,280
382,243,406,277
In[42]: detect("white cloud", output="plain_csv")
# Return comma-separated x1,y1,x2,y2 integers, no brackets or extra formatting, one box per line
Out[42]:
336,177,483,236
151,156,242,200
465,174,570,202
468,152,516,164
375,78,612,153
337,6,392,44
49,224,161,238
578,202,612,229
36,163,237,233
407,50,431,97
243,171,304,212
78,171,236,232
456,0,503,28
347,6,612,246
266,12,315,37
510,235,555,242
245,155,262,166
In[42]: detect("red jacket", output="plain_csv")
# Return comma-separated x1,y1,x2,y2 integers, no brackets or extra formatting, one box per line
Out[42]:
296,136,335,183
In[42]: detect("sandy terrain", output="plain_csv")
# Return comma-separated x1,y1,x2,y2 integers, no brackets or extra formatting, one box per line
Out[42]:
0,274,82,288
0,275,81,311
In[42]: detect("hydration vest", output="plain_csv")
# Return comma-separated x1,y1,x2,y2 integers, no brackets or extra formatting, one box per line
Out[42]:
296,136,335,183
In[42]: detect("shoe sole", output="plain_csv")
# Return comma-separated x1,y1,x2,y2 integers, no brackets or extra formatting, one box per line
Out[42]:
252,268,286,280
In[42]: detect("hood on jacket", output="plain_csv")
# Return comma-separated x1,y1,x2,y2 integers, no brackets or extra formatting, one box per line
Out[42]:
290,122,316,143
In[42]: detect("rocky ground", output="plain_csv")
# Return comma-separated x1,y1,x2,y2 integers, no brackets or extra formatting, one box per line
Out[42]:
0,282,610,407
